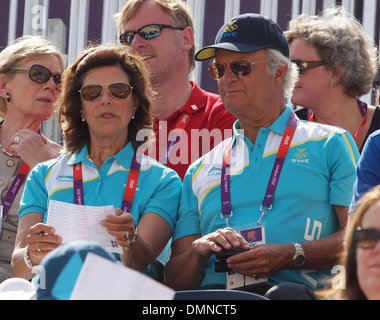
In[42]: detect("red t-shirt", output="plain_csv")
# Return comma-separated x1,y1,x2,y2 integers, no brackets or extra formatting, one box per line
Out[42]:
145,81,236,180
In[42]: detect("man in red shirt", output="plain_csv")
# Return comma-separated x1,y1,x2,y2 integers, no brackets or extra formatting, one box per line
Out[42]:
117,0,236,179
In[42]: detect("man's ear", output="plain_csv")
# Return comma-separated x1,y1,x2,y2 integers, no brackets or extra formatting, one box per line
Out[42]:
274,63,288,88
182,26,194,53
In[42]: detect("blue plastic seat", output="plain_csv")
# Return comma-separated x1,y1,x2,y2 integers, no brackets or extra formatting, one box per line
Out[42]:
174,289,269,300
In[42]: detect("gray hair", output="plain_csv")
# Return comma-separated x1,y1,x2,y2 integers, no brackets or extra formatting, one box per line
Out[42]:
285,6,379,98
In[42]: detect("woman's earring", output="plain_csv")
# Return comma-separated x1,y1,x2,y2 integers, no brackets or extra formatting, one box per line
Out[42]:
81,115,85,122
6,92,10,103
132,113,135,120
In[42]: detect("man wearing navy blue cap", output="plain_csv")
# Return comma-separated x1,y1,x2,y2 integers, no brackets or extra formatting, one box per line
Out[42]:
166,13,360,299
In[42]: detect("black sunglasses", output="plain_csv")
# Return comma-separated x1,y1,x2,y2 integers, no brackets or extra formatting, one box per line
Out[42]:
79,83,133,102
120,24,185,46
209,59,268,80
353,227,380,249
291,59,326,75
11,64,62,90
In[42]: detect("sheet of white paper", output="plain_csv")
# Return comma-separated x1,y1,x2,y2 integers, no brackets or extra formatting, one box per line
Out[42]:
47,200,122,254
0,291,36,300
70,253,175,300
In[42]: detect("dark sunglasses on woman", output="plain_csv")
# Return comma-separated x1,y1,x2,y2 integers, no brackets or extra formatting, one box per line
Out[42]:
291,59,326,75
120,24,184,46
79,83,133,102
353,227,380,249
11,64,62,90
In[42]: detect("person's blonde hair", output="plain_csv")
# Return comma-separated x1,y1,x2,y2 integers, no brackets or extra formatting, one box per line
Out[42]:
285,6,378,98
0,35,65,117
116,0,195,70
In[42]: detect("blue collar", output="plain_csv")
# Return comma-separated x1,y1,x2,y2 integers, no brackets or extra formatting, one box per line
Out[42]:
230,106,293,148
67,142,135,169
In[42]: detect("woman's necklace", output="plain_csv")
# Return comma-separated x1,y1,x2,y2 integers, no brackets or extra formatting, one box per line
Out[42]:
0,143,13,157
0,121,14,157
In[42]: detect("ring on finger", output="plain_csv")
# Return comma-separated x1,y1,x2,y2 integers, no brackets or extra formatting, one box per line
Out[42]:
124,231,129,241
35,242,42,252
14,136,21,144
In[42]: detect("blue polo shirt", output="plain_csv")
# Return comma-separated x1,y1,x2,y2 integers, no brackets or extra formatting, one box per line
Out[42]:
350,129,380,212
174,107,359,289
19,142,181,234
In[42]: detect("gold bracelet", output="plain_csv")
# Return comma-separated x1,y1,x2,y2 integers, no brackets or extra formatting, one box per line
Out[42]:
124,225,138,251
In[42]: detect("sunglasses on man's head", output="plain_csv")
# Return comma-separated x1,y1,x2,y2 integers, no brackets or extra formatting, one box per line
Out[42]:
353,227,380,249
119,24,185,46
209,59,268,80
11,64,62,90
79,83,133,102
291,59,326,75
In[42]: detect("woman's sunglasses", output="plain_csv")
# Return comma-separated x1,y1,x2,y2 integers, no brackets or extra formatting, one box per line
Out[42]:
79,83,133,102
120,24,185,46
209,59,268,80
291,59,326,75
353,227,380,249
11,64,62,90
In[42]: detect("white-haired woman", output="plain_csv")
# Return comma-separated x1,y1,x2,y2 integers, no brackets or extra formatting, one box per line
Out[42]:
0,35,65,282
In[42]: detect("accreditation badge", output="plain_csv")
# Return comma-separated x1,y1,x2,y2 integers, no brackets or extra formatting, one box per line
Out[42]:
226,225,268,289
0,206,3,234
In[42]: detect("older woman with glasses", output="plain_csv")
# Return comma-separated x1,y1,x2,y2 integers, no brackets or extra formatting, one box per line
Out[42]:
12,45,181,282
0,35,65,283
285,7,379,153
319,186,380,300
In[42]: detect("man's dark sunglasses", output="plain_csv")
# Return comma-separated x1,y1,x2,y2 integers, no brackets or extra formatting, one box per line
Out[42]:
291,59,326,75
353,227,380,249
209,59,268,80
120,24,185,46
11,64,62,90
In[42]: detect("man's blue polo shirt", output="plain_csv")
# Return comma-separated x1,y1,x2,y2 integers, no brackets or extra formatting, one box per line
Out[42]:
19,142,181,234
350,129,380,212
174,107,359,290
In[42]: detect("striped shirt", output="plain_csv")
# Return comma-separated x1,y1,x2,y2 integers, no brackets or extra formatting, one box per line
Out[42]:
174,106,359,289
19,142,182,234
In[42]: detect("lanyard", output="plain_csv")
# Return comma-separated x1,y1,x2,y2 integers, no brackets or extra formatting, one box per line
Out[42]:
221,139,233,227
73,150,141,213
221,112,298,226
1,161,30,220
73,162,84,205
159,111,192,164
307,100,367,142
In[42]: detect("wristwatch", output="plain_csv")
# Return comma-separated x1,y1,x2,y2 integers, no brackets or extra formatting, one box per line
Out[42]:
292,243,306,268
